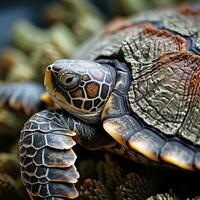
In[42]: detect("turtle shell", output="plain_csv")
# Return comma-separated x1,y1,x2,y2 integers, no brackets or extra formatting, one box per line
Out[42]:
76,6,200,147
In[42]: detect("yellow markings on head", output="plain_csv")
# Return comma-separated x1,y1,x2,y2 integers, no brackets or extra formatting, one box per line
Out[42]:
103,119,126,146
40,92,54,106
44,69,69,107
44,70,54,90
40,92,61,108
101,96,113,120
54,102,62,109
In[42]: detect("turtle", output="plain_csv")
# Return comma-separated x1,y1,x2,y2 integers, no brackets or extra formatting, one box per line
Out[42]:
0,4,200,200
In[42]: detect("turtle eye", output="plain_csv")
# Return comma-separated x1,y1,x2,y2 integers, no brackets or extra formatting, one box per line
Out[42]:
58,72,80,90
65,77,74,84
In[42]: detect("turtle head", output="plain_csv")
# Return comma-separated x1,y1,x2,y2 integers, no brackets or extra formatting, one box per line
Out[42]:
45,59,116,123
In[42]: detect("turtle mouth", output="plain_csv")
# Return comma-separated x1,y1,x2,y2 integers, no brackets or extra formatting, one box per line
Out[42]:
44,68,52,89
44,73,66,115
44,68,60,101
44,68,65,103
44,69,56,96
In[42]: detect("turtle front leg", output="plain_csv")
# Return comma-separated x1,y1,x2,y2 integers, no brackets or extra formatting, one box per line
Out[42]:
20,109,111,199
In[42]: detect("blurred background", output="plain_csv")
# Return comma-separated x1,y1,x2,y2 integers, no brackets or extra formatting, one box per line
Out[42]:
0,0,198,46
0,0,199,199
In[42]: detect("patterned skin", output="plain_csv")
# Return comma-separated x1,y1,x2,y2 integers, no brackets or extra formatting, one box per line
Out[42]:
0,5,199,200
45,60,116,123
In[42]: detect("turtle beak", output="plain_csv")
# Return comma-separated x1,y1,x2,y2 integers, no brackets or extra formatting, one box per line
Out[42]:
44,66,53,89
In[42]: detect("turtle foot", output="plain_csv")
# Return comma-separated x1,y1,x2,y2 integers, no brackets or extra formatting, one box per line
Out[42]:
19,110,80,199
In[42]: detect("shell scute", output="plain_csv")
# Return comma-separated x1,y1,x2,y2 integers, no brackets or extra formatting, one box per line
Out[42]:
129,52,200,145
128,129,165,161
194,151,200,170
160,140,195,170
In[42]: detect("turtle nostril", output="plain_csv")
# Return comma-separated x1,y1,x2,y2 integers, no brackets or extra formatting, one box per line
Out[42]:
47,66,52,71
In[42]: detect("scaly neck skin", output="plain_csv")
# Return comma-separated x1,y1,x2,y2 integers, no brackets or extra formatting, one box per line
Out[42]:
44,59,117,124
